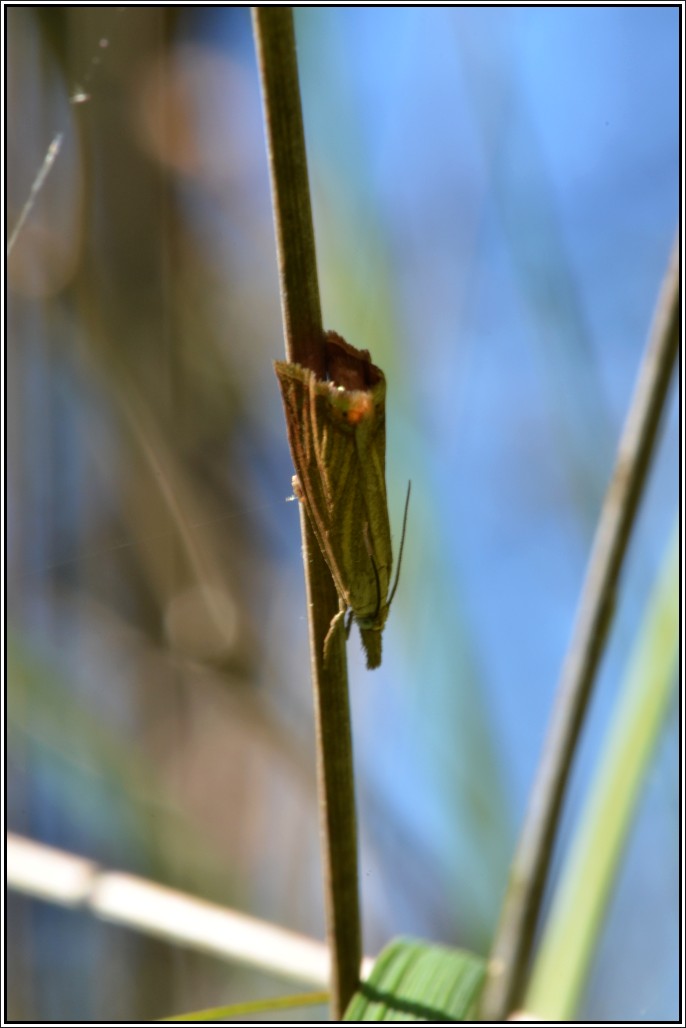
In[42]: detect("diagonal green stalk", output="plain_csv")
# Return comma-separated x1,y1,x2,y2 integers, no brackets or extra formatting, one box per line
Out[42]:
525,519,678,1019
479,235,679,1019
161,990,330,1021
252,8,361,1018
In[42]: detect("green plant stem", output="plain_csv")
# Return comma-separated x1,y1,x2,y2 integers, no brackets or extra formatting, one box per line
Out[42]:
479,235,680,1020
161,990,330,1021
525,520,678,1019
252,8,361,1018
251,7,324,376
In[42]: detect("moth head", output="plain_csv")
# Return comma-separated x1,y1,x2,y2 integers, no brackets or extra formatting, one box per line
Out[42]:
325,385,375,427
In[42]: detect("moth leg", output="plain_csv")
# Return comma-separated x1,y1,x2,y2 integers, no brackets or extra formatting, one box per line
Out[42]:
323,598,348,665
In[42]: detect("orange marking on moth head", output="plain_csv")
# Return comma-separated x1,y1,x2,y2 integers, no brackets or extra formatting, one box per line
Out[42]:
345,393,374,424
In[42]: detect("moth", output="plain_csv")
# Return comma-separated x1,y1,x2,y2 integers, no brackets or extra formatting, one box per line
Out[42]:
275,331,408,670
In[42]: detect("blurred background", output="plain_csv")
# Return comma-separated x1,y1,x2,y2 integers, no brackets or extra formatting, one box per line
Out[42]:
6,6,679,1021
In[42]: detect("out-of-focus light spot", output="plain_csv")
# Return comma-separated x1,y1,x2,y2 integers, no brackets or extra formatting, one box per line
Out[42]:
165,582,239,661
132,44,262,187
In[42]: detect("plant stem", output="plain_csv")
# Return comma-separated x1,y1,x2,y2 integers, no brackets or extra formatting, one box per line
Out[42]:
162,990,330,1021
252,8,361,1018
525,519,678,1019
478,235,680,1020
252,7,324,375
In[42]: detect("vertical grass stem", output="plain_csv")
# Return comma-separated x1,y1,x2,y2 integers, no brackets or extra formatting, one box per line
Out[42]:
479,235,679,1019
252,9,362,1017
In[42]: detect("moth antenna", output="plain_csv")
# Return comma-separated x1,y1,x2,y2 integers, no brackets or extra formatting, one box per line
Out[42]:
363,521,383,620
387,481,412,609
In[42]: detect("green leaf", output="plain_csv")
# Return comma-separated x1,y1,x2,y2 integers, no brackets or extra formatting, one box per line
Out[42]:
161,990,329,1021
344,938,485,1021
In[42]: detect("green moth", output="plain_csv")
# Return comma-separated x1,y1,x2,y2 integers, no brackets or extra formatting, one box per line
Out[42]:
275,331,407,669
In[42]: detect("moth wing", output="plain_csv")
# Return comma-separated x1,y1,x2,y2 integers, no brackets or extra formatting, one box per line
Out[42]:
359,627,383,670
354,385,392,615
274,360,387,621
275,361,352,604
